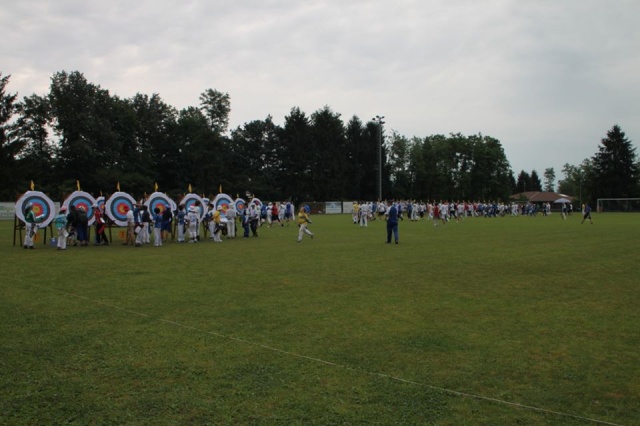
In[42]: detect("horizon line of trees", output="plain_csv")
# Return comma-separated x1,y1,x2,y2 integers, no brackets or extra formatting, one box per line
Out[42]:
1,71,638,204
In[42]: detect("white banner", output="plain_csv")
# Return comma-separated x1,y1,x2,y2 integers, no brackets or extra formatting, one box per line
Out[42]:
0,202,16,220
325,202,342,214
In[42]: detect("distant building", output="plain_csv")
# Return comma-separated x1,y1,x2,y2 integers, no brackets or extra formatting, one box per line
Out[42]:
510,191,575,204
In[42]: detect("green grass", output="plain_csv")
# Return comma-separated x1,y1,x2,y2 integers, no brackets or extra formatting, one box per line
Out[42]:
1,213,638,425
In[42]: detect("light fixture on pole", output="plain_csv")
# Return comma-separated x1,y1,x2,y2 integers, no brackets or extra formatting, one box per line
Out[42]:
372,115,385,201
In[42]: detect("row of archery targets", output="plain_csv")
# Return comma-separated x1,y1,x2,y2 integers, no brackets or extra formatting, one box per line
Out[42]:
13,190,265,246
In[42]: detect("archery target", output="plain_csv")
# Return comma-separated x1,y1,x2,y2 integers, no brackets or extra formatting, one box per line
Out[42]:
250,198,263,210
213,193,233,213
179,193,205,220
234,198,246,215
15,191,56,227
96,196,105,212
62,191,97,226
105,192,135,227
144,192,176,215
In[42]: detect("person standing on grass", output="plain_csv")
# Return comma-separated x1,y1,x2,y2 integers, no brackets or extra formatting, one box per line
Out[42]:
249,204,260,237
187,206,200,243
22,203,41,249
93,204,109,246
297,206,314,242
241,206,250,238
386,200,399,244
123,206,135,245
54,206,68,250
161,203,173,242
76,206,89,247
176,204,186,242
581,203,593,224
225,204,237,238
152,207,163,246
211,206,223,242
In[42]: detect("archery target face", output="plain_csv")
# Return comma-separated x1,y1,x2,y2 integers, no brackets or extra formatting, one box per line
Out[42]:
15,191,56,227
105,192,135,227
213,194,233,213
62,191,97,225
180,194,205,219
251,198,263,209
234,198,246,214
145,192,176,215
96,196,105,212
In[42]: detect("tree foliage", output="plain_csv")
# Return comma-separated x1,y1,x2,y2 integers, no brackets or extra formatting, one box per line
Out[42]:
9,71,636,204
590,125,639,199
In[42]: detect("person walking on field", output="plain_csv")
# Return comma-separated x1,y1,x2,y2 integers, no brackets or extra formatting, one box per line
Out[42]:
581,203,593,224
386,200,399,244
297,206,314,242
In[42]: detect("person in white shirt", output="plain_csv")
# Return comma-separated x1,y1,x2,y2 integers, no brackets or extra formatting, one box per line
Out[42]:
187,206,200,243
359,202,369,227
225,205,237,238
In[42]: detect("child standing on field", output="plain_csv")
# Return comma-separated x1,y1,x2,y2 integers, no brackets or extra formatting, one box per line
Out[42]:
55,207,68,250
153,207,163,246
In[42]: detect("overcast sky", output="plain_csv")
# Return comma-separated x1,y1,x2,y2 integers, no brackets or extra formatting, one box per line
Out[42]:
3,0,639,186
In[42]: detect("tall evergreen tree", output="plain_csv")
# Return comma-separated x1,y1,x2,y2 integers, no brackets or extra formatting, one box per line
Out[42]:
199,89,231,135
13,94,54,193
516,170,531,193
543,167,556,192
0,74,23,199
591,125,639,199
530,170,542,191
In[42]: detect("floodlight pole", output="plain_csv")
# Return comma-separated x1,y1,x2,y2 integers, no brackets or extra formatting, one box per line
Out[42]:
372,115,385,201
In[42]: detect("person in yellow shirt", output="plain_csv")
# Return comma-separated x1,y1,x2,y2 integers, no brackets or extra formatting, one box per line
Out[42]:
212,206,223,242
352,201,359,224
297,206,314,242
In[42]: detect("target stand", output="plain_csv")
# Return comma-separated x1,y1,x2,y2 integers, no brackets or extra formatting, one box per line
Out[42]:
13,214,54,247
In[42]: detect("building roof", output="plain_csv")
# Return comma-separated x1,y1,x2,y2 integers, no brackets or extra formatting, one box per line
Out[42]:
510,191,575,203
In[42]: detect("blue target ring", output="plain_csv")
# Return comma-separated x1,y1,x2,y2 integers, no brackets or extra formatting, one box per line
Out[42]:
63,191,97,226
105,192,135,226
235,198,246,214
17,192,56,227
145,192,176,216
180,194,205,220
214,194,233,213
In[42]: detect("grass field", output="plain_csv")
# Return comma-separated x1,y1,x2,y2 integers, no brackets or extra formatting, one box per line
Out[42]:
1,212,638,425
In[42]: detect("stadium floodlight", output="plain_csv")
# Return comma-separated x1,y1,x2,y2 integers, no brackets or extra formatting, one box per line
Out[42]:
372,115,385,201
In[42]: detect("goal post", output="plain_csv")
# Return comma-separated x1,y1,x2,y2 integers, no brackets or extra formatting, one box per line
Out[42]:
596,198,640,213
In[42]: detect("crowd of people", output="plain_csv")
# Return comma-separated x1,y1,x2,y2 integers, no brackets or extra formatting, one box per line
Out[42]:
21,199,316,249
21,197,592,250
351,199,587,228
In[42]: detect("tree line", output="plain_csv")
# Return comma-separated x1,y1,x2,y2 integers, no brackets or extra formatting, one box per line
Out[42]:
1,71,637,204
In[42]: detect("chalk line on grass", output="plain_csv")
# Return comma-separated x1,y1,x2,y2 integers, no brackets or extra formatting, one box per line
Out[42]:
14,279,625,426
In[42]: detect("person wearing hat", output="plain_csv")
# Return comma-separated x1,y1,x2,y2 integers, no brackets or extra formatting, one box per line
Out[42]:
54,207,69,250
23,203,41,249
